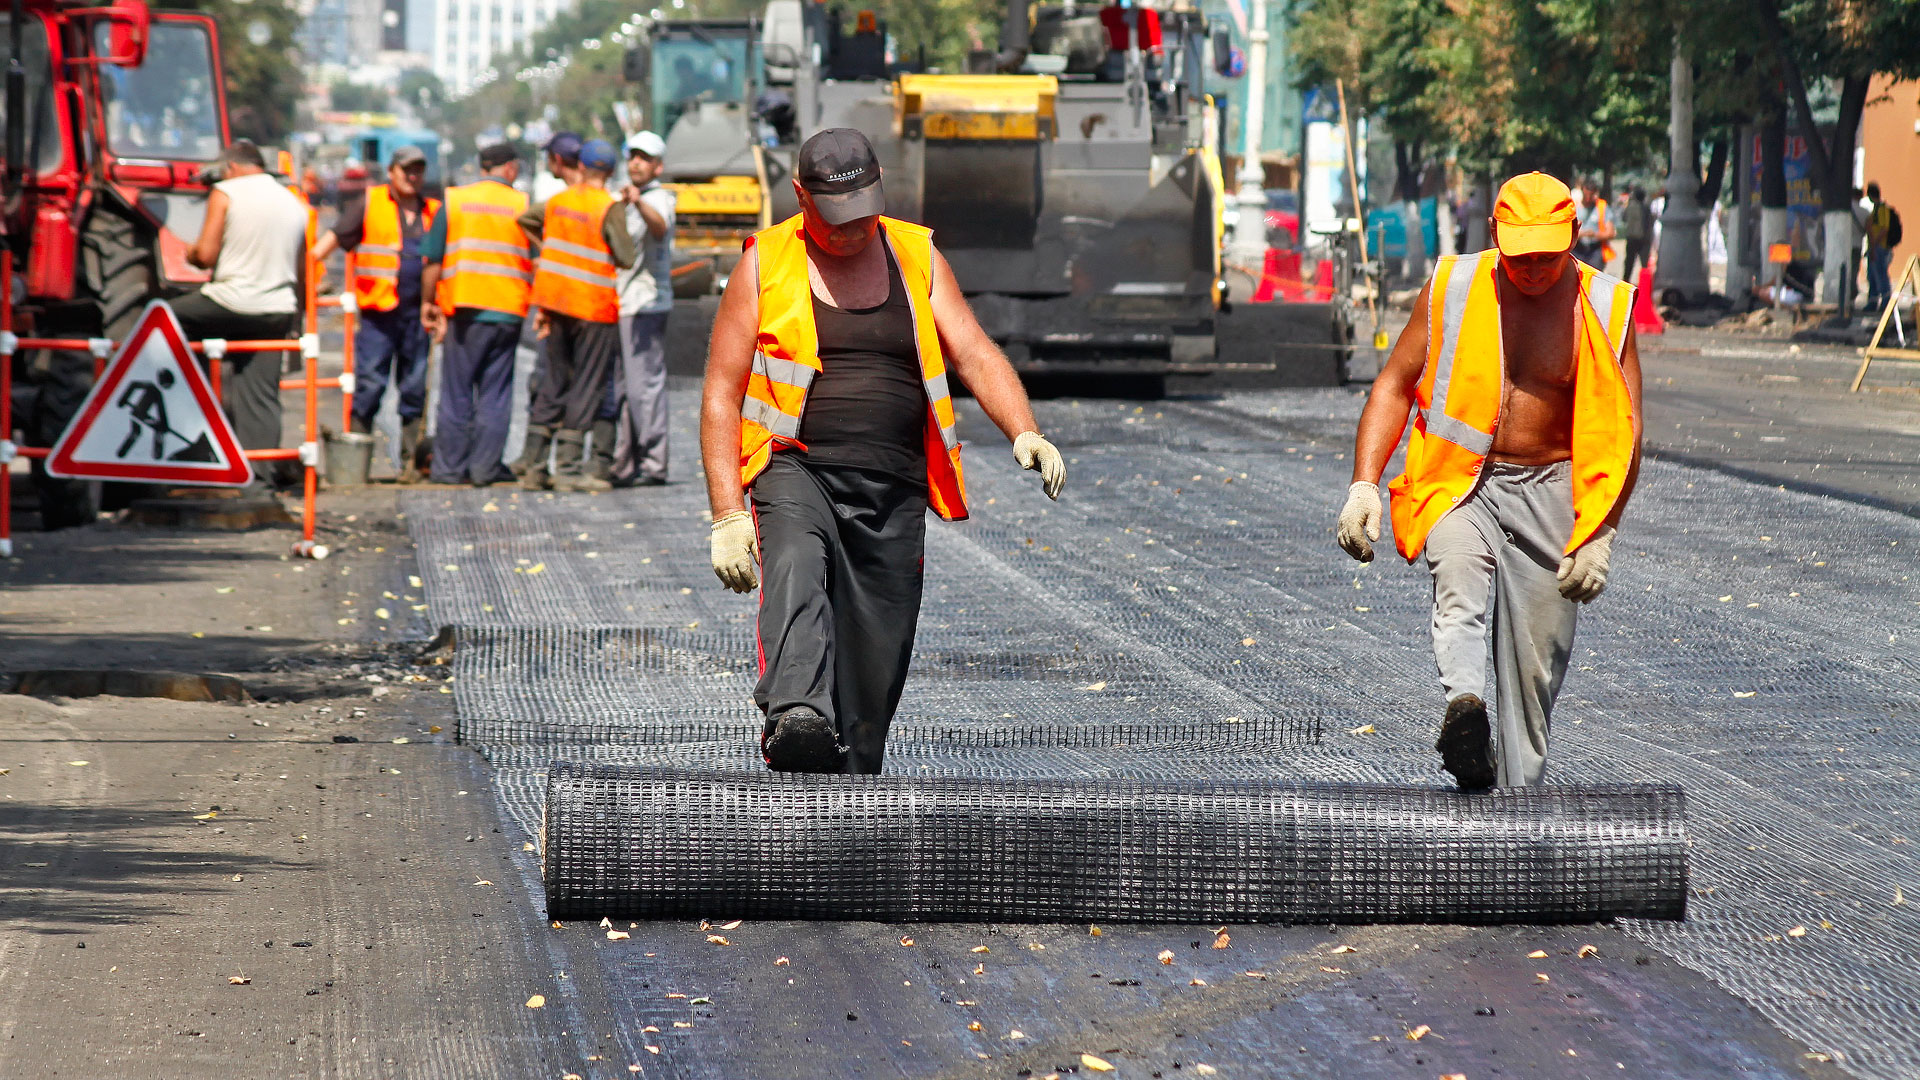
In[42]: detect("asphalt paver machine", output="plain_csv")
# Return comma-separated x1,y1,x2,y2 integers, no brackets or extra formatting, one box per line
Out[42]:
3,0,229,526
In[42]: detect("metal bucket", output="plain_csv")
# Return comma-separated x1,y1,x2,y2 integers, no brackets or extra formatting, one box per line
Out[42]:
322,431,375,487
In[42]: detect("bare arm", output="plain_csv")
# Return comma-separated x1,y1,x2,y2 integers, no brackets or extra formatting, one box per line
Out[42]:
628,186,669,239
187,189,229,270
927,247,1038,441
420,260,446,340
701,246,760,518
1605,323,1644,529
1349,282,1431,484
309,229,340,263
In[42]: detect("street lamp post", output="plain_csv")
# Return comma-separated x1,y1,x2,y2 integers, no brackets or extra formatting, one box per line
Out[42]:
1655,38,1711,304
1230,0,1269,273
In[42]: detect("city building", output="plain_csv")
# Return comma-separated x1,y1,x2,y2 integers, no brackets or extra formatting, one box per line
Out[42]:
433,0,572,93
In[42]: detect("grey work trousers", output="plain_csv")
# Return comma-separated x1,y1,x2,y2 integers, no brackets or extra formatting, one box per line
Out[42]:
612,311,670,482
750,453,928,774
1424,460,1579,787
170,290,296,488
528,314,620,432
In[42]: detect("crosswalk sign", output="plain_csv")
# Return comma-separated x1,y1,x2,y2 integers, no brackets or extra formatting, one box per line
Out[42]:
46,300,254,486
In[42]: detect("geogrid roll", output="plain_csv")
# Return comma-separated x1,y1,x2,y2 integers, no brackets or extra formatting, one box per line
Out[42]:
542,763,1689,924
408,386,1920,1078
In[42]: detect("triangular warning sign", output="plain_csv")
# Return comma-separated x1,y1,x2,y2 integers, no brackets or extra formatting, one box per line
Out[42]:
46,300,253,486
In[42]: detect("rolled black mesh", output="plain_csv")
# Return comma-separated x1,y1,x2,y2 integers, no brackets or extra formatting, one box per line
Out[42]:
541,763,1689,923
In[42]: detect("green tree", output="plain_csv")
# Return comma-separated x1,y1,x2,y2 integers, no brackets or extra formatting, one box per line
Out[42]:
177,0,303,143
330,80,394,114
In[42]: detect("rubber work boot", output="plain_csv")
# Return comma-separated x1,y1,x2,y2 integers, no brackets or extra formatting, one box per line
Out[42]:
512,423,552,479
518,424,553,490
1436,693,1496,792
397,417,425,484
551,429,611,493
589,418,618,482
762,706,846,773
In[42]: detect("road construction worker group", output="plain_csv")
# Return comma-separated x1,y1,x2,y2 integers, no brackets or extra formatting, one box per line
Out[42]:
313,131,677,490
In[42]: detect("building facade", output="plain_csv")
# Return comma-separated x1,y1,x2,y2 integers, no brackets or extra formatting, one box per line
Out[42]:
433,0,570,93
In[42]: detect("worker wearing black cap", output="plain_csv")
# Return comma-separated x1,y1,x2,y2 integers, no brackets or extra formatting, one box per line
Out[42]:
703,127,1066,774
419,143,530,486
313,143,439,481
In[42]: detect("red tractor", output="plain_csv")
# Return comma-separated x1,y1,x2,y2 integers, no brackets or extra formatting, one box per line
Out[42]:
4,0,229,527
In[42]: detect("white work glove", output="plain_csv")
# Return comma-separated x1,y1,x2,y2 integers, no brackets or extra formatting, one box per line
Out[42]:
1557,525,1615,603
1336,481,1383,563
710,510,759,593
1013,431,1066,500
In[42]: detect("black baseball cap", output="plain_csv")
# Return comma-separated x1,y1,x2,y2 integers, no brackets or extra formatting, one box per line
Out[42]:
478,143,518,169
545,131,583,165
797,128,883,224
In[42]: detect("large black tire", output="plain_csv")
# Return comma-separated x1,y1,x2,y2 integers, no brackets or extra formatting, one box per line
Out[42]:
26,200,158,528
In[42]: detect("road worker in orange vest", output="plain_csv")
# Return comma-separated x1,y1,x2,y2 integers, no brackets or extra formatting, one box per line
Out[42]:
1336,171,1644,791
419,143,531,487
702,128,1067,774
312,144,440,482
518,138,637,492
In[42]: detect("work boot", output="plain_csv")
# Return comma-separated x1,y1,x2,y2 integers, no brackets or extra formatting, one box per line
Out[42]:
512,423,553,479
762,706,845,773
397,417,425,484
589,418,618,482
550,430,611,493
1436,693,1496,792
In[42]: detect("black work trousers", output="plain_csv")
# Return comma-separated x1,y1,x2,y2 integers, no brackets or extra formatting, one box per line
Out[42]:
170,290,296,487
750,453,927,774
529,313,620,431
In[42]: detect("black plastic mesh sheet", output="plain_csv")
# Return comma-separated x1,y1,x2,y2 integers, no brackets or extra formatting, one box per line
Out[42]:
542,763,1689,923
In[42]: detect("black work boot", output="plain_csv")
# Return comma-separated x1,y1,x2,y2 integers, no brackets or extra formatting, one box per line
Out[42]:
589,418,618,482
397,417,425,484
1436,693,1496,792
762,706,845,773
512,423,552,479
551,429,610,492
518,424,553,490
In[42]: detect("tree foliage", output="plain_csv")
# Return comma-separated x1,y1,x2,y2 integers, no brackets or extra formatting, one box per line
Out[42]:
179,0,303,144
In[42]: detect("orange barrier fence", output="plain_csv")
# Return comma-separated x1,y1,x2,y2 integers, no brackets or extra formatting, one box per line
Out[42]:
0,249,353,559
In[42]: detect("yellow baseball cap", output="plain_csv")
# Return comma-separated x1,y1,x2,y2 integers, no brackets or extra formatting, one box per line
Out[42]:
1493,172,1576,256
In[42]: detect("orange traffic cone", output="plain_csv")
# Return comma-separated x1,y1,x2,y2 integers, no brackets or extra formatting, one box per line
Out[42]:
1251,248,1280,303
1312,257,1335,302
1633,266,1665,335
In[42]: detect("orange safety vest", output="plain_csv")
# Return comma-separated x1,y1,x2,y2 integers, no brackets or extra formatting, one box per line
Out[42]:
740,214,969,521
1387,249,1636,561
531,183,619,323
352,184,440,313
441,181,533,318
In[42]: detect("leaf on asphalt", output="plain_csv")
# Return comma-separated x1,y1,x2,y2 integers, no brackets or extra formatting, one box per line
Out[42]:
1320,966,1347,973
706,935,732,946
718,919,743,930
775,957,790,966
1027,942,1046,951
665,992,686,999
193,812,218,820
1241,637,1257,647
1406,1024,1431,1041
900,936,916,947
643,1026,659,1033
409,575,424,588
629,1066,642,1074
1081,1053,1115,1071
1528,950,1548,959
429,725,443,734
230,874,242,882
1329,945,1355,954
1212,931,1231,949
525,994,546,1008
1535,973,1550,983
607,931,631,941
1243,971,1269,980
1089,925,1102,937
970,945,990,953
645,1046,660,1055
1896,887,1908,905
228,976,250,984
473,879,493,886
1347,724,1376,735
1189,978,1207,986
526,562,546,575
673,1021,692,1029
1788,925,1807,938
968,1021,983,1032
1578,945,1598,958
551,921,563,929
1008,1030,1026,1039
1733,691,1757,698
973,964,986,976
1158,949,1176,964
600,917,613,929
374,608,391,621
1193,1066,1217,1076
1442,1074,1468,1080
1081,681,1107,692
67,761,90,767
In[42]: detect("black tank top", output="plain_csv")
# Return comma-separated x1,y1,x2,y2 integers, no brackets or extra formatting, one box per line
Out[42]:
796,243,928,482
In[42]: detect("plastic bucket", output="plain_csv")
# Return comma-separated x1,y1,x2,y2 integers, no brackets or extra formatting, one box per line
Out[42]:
322,431,375,487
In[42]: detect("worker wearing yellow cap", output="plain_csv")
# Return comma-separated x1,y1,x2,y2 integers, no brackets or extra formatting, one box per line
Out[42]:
1334,172,1643,791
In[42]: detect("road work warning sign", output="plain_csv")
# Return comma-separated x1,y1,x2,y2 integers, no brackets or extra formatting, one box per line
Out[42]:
46,300,253,485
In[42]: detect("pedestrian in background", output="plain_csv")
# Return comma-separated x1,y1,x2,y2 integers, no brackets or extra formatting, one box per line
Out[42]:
511,131,584,481
312,145,440,482
1573,177,1611,269
177,138,309,488
519,138,636,492
1619,184,1652,283
1865,181,1898,315
612,130,677,487
420,143,531,486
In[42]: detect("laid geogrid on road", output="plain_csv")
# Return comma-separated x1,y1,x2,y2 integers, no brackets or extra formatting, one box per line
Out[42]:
408,385,1920,1079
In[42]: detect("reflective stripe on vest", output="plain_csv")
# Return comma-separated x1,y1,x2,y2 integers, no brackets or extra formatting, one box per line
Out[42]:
351,185,439,312
1387,250,1636,561
530,184,619,322
738,214,970,521
442,182,534,317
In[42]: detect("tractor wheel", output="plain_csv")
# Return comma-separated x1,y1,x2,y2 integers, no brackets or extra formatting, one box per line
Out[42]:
81,200,158,339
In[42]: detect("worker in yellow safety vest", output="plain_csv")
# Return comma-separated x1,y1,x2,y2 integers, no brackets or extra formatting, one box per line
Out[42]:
1336,171,1643,791
419,143,531,487
312,144,441,481
517,138,636,492
702,128,1067,774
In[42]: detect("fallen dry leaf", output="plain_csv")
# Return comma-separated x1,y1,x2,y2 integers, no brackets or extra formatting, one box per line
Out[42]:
1212,931,1232,949
1081,681,1107,692
526,994,546,1008
718,919,743,930
1442,1074,1468,1080
900,936,916,947
1406,1024,1431,1041
1329,945,1356,954
473,879,494,887
1528,950,1549,959
1194,1066,1217,1076
193,812,218,821
1009,1030,1026,1039
968,1021,983,1032
607,930,631,941
600,917,613,929
646,1046,660,1055
970,945,990,953
1243,970,1269,980
1535,973,1551,983
228,976,250,985
775,957,790,966
1348,724,1376,735
1578,945,1598,958
1896,887,1908,906
1788,925,1807,938
643,1026,659,1033
706,935,732,946
1089,925,1103,937
1189,978,1207,986
973,964,986,976
1157,949,1176,964
672,1021,692,1029
1320,966,1347,974
67,761,90,767
1081,1053,1116,1072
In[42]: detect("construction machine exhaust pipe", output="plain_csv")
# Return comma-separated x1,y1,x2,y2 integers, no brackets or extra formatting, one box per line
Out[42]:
995,0,1030,73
